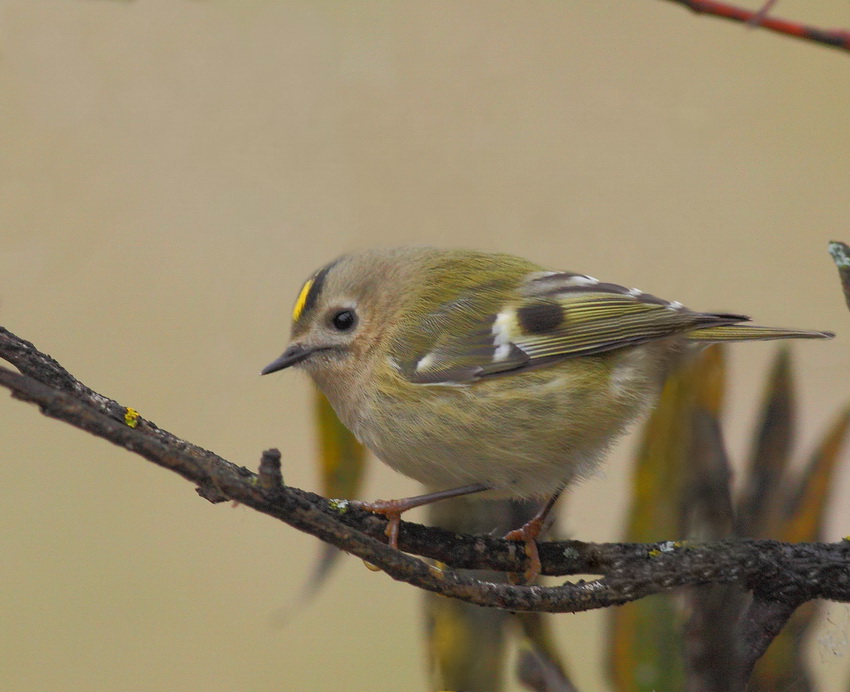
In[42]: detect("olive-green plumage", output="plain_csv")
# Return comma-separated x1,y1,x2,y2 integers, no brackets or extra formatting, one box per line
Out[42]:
263,247,832,500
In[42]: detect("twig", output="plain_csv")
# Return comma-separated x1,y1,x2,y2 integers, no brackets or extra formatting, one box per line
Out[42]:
2,326,850,616
663,0,850,53
829,240,850,312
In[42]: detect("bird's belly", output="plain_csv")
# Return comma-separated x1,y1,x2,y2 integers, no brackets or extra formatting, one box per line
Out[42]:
376,440,588,499
357,353,660,498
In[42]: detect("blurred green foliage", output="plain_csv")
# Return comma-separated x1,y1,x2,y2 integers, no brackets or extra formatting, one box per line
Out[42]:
609,346,849,692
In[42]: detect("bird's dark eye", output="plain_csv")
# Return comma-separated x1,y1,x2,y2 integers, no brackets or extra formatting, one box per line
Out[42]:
331,309,357,331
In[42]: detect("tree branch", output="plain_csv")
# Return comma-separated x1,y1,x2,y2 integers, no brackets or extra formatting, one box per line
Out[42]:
2,325,850,616
663,0,850,53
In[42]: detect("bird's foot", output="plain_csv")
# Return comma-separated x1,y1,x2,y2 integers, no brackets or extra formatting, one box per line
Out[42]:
351,498,409,549
504,515,545,584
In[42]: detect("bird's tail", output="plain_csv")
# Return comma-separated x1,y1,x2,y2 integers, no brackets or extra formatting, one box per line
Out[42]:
686,322,834,342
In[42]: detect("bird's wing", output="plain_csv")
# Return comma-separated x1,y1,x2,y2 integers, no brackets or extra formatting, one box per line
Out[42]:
398,271,747,385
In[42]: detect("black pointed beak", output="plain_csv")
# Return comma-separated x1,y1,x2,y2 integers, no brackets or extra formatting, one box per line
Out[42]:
261,344,318,375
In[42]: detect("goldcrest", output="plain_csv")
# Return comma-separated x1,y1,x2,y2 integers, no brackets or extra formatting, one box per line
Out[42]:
262,247,832,575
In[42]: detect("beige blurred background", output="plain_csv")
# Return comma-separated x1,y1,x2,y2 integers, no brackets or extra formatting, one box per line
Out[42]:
1,1,849,690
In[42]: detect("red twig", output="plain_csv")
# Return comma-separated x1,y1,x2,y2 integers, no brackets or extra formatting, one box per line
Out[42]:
665,0,850,52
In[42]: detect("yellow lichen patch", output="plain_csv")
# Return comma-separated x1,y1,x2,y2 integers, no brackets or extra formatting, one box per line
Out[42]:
292,276,315,321
328,498,351,513
124,407,140,428
428,563,446,579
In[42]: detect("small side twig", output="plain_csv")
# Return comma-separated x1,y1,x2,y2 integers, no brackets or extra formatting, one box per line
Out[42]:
735,596,801,686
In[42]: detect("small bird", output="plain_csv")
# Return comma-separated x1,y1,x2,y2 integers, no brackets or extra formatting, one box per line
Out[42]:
262,247,832,580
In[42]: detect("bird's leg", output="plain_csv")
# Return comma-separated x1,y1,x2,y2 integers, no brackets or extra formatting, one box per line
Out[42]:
504,488,564,584
352,483,490,550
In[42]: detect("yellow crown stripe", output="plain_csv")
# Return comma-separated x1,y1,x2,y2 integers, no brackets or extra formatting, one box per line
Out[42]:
292,277,316,322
